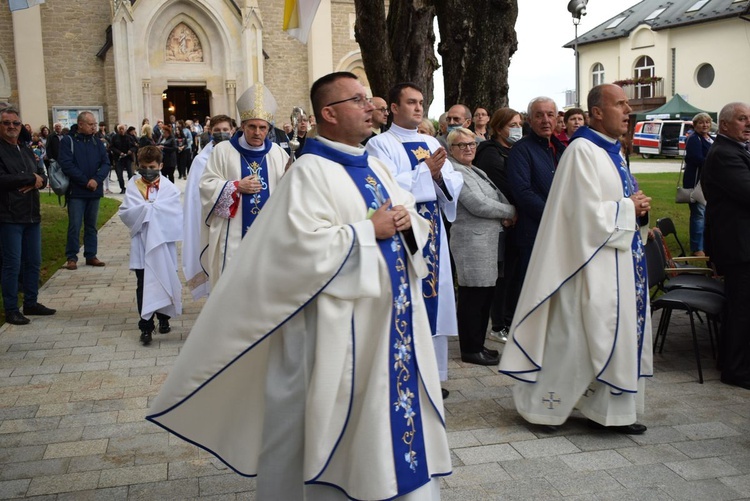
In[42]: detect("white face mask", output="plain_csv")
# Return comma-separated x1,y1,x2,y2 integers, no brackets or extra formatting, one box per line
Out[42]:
507,127,523,144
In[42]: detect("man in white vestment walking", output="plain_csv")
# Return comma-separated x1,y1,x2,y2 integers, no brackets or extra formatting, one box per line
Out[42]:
147,72,451,500
366,83,466,391
199,84,288,289
499,84,653,434
181,114,233,300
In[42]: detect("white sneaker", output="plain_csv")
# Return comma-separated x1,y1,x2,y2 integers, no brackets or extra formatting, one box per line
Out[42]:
489,327,508,344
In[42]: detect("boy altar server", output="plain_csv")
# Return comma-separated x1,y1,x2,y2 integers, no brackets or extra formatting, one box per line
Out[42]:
119,146,183,346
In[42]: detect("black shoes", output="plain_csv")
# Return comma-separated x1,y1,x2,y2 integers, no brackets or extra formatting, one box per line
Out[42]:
461,350,500,366
23,303,56,316
140,330,153,346
158,319,171,334
587,419,647,435
441,388,450,399
5,311,30,325
483,346,499,358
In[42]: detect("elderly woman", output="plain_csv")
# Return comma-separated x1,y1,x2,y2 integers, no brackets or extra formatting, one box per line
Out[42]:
448,127,516,366
684,112,713,256
475,108,523,343
417,118,436,136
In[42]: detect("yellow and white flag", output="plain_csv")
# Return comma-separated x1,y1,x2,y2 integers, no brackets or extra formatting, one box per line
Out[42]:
283,0,322,44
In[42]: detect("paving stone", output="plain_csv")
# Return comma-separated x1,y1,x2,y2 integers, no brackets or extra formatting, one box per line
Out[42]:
629,425,690,445
56,486,128,501
43,438,108,459
198,473,257,496
566,431,638,451
666,456,741,481
673,437,750,459
607,463,685,488
26,471,100,496
454,443,523,465
34,401,95,417
470,425,537,445
510,436,581,459
0,416,61,434
545,470,623,496
97,463,167,487
67,453,135,473
0,445,45,464
127,478,200,500
17,427,84,447
499,456,574,480
0,458,70,481
563,486,674,501
673,421,742,441
443,463,511,488
616,443,690,465
659,478,745,501
0,404,38,420
480,477,562,500
559,450,631,471
168,458,230,480
0,478,30,499
718,473,750,498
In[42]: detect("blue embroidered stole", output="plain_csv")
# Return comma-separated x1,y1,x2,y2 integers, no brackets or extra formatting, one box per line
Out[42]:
401,140,441,337
571,127,648,370
229,133,273,237
304,138,429,493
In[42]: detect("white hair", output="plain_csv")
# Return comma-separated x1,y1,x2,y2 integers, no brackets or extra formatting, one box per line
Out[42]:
527,96,557,117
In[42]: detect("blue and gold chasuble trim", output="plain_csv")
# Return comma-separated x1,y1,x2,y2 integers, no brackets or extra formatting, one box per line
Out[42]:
303,139,430,494
401,141,441,337
229,132,273,237
572,127,648,380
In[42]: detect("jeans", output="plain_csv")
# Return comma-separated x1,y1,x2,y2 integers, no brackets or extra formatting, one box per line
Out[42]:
0,223,41,312
66,197,100,261
688,202,705,253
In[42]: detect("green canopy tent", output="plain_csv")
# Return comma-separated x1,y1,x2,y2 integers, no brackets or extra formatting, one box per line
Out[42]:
631,94,717,122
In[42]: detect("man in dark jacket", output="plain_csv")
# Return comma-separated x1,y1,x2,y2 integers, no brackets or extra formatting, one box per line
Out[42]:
702,101,750,390
507,96,566,282
110,124,134,194
59,112,110,270
0,107,57,325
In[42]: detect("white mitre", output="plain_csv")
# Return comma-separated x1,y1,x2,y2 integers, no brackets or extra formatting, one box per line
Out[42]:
236,83,277,124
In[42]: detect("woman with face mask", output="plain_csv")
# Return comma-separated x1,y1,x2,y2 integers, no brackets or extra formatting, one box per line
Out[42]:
474,108,523,344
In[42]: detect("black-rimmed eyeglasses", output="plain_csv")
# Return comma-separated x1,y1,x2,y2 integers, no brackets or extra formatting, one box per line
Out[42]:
325,95,371,109
451,142,477,150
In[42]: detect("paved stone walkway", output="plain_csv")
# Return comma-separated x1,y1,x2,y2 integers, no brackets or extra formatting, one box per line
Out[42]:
1,182,749,500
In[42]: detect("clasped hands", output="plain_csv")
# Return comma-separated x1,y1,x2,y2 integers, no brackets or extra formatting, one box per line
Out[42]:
630,190,652,218
371,199,411,239
18,173,44,194
424,147,447,181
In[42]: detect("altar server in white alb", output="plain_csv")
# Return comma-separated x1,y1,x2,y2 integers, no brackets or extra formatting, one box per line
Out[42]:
199,84,288,288
499,84,653,434
366,83,463,387
118,146,183,346
147,72,451,500
181,114,234,300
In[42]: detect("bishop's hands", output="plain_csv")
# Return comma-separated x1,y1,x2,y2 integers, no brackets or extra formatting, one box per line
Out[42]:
237,174,262,195
424,147,447,181
630,190,652,218
371,199,411,239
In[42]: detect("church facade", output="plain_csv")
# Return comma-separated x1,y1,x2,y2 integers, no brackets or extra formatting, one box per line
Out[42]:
0,0,368,129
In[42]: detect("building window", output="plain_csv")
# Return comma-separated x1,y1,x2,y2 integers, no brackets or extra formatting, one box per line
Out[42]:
687,0,710,12
606,16,627,29
634,55,655,99
592,63,605,86
645,7,667,20
696,63,715,88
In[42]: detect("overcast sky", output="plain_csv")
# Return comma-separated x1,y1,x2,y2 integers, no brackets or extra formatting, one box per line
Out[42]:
430,0,641,117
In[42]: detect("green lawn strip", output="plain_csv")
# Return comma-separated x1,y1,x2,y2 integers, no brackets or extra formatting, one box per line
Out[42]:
0,193,120,324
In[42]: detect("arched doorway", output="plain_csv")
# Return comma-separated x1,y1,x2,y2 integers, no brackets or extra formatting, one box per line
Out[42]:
162,86,211,123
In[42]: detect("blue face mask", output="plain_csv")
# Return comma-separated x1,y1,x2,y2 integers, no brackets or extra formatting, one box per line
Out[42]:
447,124,461,133
507,127,523,144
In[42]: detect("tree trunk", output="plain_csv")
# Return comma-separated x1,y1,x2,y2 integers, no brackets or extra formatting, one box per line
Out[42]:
435,0,518,113
353,0,439,114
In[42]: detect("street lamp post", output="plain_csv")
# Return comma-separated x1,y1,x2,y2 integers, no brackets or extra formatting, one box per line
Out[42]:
567,0,588,107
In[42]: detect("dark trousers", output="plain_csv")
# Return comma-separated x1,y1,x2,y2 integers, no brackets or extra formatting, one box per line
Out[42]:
162,164,175,183
457,286,494,354
491,235,522,331
115,156,133,191
65,197,100,261
0,223,41,313
135,269,169,332
720,262,750,381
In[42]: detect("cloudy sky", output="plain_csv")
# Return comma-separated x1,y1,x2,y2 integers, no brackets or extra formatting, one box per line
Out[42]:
431,0,641,117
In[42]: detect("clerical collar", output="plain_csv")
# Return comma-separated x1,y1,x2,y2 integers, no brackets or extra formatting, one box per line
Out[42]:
239,134,266,152
589,127,618,144
387,123,422,141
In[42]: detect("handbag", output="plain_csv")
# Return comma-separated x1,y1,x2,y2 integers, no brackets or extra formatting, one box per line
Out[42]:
675,160,706,205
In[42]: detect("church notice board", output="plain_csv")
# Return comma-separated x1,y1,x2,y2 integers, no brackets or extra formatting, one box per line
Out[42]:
51,106,104,129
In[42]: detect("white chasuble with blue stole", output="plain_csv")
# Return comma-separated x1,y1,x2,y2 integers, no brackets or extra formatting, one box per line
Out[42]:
229,133,272,237
571,126,648,368
303,139,432,494
399,140,441,336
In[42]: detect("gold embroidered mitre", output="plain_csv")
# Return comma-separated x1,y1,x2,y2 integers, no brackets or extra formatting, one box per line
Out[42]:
236,83,277,124
411,146,431,161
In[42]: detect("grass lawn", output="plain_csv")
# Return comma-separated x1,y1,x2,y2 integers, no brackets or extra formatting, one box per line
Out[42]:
0,193,120,323
635,172,692,257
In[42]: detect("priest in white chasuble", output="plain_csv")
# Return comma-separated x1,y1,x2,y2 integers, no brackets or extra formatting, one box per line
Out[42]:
499,84,653,434
366,83,464,386
199,84,288,289
147,72,451,500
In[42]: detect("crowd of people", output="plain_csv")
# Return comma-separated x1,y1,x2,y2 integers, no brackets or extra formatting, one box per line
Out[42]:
1,75,748,499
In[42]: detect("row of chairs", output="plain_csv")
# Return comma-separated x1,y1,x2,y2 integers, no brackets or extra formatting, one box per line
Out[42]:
646,218,725,384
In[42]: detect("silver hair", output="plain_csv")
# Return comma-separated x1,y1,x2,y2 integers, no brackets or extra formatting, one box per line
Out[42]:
719,102,747,126
692,112,712,124
0,105,20,117
446,126,475,146
527,96,557,117
438,112,447,125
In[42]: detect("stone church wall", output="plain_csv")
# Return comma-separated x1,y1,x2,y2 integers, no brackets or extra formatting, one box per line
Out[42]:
0,7,18,106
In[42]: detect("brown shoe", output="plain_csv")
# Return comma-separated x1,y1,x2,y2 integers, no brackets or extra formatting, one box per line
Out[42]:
85,257,106,267
63,260,77,270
